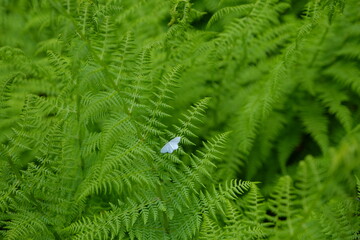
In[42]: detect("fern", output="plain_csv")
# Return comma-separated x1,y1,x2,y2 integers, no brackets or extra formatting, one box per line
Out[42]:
0,0,359,239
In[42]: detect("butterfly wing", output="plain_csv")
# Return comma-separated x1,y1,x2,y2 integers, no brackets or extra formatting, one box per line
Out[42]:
169,137,181,151
160,143,172,153
160,137,181,154
170,137,181,144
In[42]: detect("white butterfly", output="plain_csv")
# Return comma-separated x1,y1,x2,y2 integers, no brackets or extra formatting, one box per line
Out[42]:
160,137,181,153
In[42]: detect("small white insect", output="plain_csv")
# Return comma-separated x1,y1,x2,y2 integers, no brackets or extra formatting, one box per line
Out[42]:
160,137,181,154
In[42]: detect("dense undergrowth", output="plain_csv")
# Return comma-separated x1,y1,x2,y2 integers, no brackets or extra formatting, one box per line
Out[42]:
0,0,359,239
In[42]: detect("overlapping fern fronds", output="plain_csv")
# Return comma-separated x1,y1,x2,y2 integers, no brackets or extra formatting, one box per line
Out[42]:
0,0,359,239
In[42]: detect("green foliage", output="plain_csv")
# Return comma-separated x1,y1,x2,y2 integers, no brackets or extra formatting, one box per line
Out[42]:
0,0,359,239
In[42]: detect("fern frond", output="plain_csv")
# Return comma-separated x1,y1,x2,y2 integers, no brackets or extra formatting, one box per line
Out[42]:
100,112,133,151
120,48,152,116
36,40,63,58
4,211,53,240
47,51,71,79
171,132,229,203
67,197,164,240
91,14,117,62
81,90,121,125
324,62,360,95
114,0,147,25
80,131,101,158
67,207,123,240
265,176,299,237
335,42,360,61
261,62,287,120
237,183,268,239
294,156,325,214
236,93,263,156
313,200,359,240
174,97,210,145
240,183,266,223
219,0,290,44
139,65,182,137
221,200,243,239
110,31,136,86
200,179,251,218
169,203,202,240
0,179,21,212
316,83,353,132
257,23,295,56
207,3,254,28
76,135,156,200
246,111,287,179
198,214,221,240
299,101,329,153
151,65,182,114
196,132,228,161
75,0,94,37
0,72,17,119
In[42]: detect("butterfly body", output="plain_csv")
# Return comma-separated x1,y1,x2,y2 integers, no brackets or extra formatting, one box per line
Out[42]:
161,137,181,153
